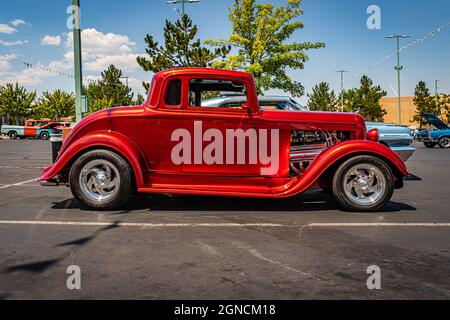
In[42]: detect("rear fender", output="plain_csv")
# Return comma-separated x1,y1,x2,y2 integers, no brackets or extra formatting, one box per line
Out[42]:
273,140,409,197
39,131,147,187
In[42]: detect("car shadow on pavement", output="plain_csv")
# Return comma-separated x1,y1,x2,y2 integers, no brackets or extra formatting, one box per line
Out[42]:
50,190,416,213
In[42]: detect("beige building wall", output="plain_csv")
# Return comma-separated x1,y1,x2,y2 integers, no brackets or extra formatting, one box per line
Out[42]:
380,97,418,126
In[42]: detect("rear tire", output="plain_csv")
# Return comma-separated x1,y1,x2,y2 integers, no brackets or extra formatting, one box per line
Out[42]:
8,131,18,140
332,156,395,212
424,142,437,148
69,150,133,210
438,137,450,149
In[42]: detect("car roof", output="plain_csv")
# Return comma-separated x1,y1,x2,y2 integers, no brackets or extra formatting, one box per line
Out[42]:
155,68,253,80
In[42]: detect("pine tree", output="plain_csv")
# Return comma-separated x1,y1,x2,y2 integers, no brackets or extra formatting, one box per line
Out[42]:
84,64,135,112
137,15,230,90
412,81,440,123
307,82,338,112
343,76,387,121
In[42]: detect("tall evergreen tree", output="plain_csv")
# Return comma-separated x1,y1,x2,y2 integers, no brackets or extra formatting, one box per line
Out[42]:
412,81,440,123
84,64,135,112
137,15,230,90
207,0,325,97
343,75,387,121
307,82,338,112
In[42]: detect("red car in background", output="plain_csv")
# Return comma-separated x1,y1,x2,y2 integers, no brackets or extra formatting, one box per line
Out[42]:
40,68,408,212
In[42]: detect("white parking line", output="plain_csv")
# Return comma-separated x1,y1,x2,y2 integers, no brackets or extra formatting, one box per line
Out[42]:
0,178,39,190
309,223,450,227
0,220,449,228
0,221,285,228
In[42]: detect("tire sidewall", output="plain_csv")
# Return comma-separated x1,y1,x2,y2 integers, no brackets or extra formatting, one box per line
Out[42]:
8,131,18,140
438,137,450,149
332,156,395,212
69,150,133,210
40,132,50,140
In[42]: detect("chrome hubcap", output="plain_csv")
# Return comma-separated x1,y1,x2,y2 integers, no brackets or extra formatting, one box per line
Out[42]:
79,160,120,202
343,164,386,206
441,137,450,148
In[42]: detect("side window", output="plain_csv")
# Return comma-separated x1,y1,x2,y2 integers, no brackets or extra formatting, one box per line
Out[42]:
165,79,182,106
189,78,248,109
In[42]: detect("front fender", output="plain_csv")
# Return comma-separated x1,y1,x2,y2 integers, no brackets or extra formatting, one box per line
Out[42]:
39,131,147,187
273,140,409,198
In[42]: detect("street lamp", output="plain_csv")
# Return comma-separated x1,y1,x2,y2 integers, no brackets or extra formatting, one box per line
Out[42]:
167,0,199,16
386,35,410,125
335,70,348,112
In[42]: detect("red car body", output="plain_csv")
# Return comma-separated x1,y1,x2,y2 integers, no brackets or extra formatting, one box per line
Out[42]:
40,68,408,209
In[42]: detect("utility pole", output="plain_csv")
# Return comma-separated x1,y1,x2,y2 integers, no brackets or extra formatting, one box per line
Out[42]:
335,70,348,112
72,0,83,122
386,35,410,125
167,0,199,16
121,76,130,87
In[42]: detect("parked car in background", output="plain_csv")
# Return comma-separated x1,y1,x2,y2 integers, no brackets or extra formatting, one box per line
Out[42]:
415,113,450,148
203,95,415,161
202,95,308,111
365,122,416,161
1,120,67,140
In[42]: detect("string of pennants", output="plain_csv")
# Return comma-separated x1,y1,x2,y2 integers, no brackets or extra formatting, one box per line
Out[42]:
352,20,450,78
15,57,144,88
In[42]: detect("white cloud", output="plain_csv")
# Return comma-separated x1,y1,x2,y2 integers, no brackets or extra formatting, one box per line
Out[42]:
41,35,61,46
0,23,17,34
10,19,26,27
1,28,144,89
85,53,139,72
0,40,29,47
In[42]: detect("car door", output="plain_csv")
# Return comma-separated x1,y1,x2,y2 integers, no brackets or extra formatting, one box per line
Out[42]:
179,75,265,177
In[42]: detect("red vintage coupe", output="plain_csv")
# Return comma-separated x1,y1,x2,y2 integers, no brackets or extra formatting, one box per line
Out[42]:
40,68,408,211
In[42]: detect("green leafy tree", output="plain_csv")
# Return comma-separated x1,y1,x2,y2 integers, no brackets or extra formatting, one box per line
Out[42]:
137,15,230,90
0,83,36,125
84,64,135,112
207,0,325,97
33,90,75,120
412,81,440,123
307,82,338,112
343,75,387,121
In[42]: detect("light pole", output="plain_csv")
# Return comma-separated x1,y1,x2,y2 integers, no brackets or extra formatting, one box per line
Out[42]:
335,70,348,112
386,35,410,125
121,76,130,87
72,0,83,122
167,0,199,16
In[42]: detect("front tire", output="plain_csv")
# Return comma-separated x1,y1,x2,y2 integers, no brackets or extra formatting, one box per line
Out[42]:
40,131,50,140
332,156,395,212
438,137,450,149
69,150,133,210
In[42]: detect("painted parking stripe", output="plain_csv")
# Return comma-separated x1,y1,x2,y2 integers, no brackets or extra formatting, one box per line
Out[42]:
0,221,285,228
0,178,39,190
309,223,450,227
0,221,449,228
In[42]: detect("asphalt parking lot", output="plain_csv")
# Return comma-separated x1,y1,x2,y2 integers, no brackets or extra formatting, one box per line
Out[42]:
0,140,449,300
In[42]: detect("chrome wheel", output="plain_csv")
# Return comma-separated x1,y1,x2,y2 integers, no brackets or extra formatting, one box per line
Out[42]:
343,164,386,206
439,137,450,148
79,159,121,203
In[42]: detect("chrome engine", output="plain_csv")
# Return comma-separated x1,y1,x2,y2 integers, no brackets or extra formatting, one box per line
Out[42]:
290,131,348,176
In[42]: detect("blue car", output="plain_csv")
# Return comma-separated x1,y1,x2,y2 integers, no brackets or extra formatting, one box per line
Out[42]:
416,113,450,149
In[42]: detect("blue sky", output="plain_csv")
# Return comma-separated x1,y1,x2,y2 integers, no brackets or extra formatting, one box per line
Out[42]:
0,0,449,104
